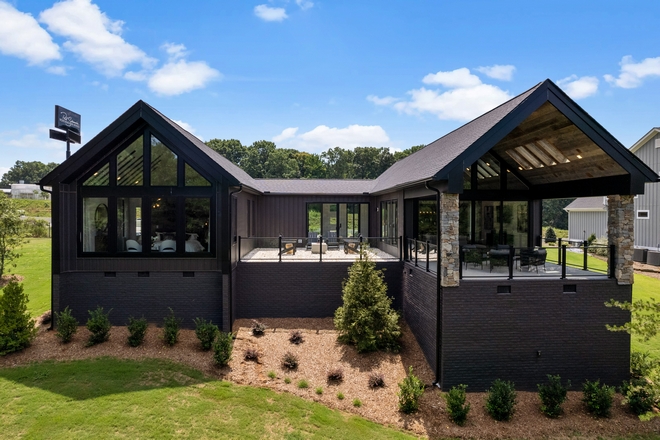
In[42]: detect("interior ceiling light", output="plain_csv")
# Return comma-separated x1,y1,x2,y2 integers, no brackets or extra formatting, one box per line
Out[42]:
525,143,555,166
515,146,544,168
536,139,570,164
576,154,583,159
477,159,498,178
506,149,533,170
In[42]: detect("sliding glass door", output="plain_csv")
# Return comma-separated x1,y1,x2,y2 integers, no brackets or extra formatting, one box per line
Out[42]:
307,203,369,239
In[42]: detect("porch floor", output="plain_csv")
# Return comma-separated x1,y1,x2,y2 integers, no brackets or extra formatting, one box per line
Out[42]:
240,246,399,262
460,261,608,279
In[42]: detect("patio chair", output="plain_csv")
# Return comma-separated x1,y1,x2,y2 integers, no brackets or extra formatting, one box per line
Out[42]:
463,246,485,269
160,239,176,252
344,239,360,254
489,247,510,272
326,231,339,249
126,239,142,252
531,248,547,272
519,247,535,271
279,239,296,255
306,232,319,249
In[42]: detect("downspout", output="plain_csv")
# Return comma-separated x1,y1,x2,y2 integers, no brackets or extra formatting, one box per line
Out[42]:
228,184,243,331
40,184,54,331
425,180,442,388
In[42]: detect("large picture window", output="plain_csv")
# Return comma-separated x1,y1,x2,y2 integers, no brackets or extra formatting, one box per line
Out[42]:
380,199,398,245
79,129,214,256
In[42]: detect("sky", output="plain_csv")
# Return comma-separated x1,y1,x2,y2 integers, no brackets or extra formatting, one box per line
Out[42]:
1,0,660,178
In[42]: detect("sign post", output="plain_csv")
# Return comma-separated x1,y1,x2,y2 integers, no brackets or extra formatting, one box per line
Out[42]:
50,105,81,159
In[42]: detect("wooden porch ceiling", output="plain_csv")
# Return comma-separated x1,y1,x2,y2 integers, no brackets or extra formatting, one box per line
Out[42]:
491,102,627,186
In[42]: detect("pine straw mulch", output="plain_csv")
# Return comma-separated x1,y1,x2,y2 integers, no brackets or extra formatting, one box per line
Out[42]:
1,318,660,439
0,274,24,289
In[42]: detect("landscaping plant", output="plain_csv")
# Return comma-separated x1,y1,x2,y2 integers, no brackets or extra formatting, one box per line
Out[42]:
368,372,385,388
127,316,148,347
55,306,78,343
397,366,424,414
486,379,517,421
244,348,259,361
443,384,470,426
0,193,26,277
621,378,658,416
334,250,401,353
544,227,557,244
537,374,570,418
86,306,111,346
289,329,304,344
327,367,344,382
297,379,309,389
582,379,615,418
193,317,219,351
212,331,233,366
251,319,266,336
282,351,299,370
353,399,362,407
163,308,182,346
0,280,37,355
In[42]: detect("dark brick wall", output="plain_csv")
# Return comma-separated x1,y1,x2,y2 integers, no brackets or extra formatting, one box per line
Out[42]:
234,261,402,318
56,271,223,329
441,279,631,391
402,263,438,374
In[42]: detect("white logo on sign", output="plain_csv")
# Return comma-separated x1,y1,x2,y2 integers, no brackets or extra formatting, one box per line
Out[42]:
59,111,80,130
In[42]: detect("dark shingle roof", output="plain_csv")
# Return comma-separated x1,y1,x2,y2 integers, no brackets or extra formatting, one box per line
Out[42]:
564,197,607,211
370,82,543,193
256,179,374,195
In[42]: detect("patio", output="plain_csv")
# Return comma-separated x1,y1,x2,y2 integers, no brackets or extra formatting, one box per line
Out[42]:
240,244,400,262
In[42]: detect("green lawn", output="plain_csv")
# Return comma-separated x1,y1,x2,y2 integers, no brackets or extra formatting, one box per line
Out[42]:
2,238,51,318
0,358,414,439
630,273,660,359
544,246,608,273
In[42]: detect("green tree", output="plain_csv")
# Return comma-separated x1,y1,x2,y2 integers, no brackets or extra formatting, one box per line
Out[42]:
242,140,277,178
393,144,425,162
0,160,58,188
353,147,395,179
0,193,26,277
605,298,660,341
334,249,401,352
0,280,38,355
205,139,246,166
322,147,355,179
542,198,574,230
294,152,326,178
264,148,301,179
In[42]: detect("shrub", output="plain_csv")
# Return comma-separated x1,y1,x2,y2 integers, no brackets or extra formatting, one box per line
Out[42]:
268,371,276,379
327,367,344,382
244,348,259,361
587,233,597,246
127,316,148,347
368,372,385,388
297,379,309,389
282,351,299,370
337,392,345,400
284,377,291,384
486,379,517,421
353,399,362,407
443,384,470,426
193,317,218,351
621,379,656,416
212,331,233,366
289,330,304,345
631,351,659,379
251,319,266,336
537,375,570,418
582,379,615,418
86,306,111,346
162,308,181,346
55,306,78,343
398,366,425,414
0,280,38,355
334,251,401,353
544,227,557,244
315,387,323,395
22,218,49,238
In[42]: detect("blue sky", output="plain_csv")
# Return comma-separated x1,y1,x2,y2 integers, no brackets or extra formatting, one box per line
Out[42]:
1,0,660,178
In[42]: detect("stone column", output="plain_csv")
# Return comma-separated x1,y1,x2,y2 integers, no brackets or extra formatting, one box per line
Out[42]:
440,193,460,287
607,195,634,285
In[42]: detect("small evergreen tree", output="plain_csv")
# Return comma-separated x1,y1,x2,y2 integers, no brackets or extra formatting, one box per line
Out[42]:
544,227,557,244
0,280,37,355
55,306,78,343
0,193,27,277
334,249,401,353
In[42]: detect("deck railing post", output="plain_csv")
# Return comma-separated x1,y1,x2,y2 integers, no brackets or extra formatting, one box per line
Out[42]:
238,236,242,262
557,238,562,265
319,235,323,262
359,235,363,260
426,240,430,272
415,240,418,267
508,245,514,280
583,240,588,271
561,245,567,279
400,235,403,261
278,235,282,262
609,244,615,278
459,245,463,280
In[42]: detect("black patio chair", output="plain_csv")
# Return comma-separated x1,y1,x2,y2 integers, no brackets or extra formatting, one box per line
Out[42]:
489,247,510,272
531,248,547,272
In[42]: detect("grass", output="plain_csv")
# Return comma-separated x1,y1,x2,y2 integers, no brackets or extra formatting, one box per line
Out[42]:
3,238,51,318
0,358,414,439
544,246,608,273
631,273,660,359
12,199,51,217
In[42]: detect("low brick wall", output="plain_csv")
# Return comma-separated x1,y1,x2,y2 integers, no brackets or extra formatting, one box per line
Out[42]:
441,278,631,391
56,271,223,329
402,263,438,374
234,261,402,319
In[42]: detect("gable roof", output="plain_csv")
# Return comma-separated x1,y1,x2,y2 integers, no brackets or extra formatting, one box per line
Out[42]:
564,197,607,212
630,127,660,154
40,100,260,191
256,179,374,195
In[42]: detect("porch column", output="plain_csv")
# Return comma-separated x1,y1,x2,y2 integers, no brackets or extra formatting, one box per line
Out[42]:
607,194,634,285
440,193,460,287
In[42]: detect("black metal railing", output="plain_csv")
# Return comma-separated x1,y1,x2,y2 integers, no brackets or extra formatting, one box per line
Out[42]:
405,238,438,274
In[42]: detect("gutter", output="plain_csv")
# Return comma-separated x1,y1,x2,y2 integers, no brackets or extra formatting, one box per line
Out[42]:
227,184,243,331
40,184,54,331
425,180,442,389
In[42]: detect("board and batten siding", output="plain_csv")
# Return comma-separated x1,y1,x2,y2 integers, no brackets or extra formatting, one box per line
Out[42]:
567,211,607,241
633,134,660,249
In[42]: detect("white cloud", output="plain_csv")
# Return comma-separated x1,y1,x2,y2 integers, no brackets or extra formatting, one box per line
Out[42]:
604,55,660,89
46,65,68,75
124,70,148,81
254,4,288,22
0,1,60,65
39,0,155,77
422,68,482,88
273,124,390,153
476,64,515,81
172,119,203,141
273,127,298,142
162,42,187,60
148,58,221,96
370,67,513,122
557,75,599,99
296,0,314,10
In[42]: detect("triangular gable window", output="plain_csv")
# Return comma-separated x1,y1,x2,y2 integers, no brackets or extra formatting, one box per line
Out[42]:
117,137,143,186
151,135,178,186
83,162,110,186
185,162,210,186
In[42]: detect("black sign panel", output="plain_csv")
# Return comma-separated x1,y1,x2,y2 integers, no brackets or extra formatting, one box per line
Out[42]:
49,129,67,142
54,105,81,134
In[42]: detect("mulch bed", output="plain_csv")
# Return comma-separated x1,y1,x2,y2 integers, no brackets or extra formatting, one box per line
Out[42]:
1,318,659,439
